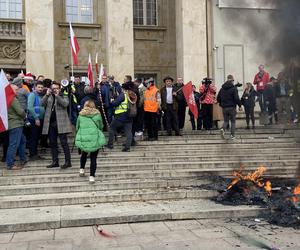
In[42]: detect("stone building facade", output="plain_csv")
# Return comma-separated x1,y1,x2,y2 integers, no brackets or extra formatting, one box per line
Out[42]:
0,0,293,90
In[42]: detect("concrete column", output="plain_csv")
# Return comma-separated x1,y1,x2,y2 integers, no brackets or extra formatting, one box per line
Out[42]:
105,0,134,81
25,0,55,79
176,0,207,85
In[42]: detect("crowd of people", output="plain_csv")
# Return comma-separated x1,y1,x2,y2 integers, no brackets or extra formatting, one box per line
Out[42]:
0,64,298,182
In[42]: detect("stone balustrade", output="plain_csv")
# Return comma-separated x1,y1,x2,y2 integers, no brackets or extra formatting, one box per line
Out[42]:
0,19,25,40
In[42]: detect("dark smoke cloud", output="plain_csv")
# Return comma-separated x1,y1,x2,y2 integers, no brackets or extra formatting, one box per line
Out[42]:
220,0,300,67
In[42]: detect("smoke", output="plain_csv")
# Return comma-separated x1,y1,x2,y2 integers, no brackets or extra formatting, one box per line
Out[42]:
270,0,300,65
220,0,300,67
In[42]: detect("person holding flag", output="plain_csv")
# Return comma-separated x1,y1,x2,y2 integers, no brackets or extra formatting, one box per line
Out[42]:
3,80,27,170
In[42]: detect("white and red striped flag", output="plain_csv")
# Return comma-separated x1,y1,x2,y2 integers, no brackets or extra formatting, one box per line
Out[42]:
87,54,94,88
69,22,80,65
99,64,107,82
0,69,16,133
95,52,99,76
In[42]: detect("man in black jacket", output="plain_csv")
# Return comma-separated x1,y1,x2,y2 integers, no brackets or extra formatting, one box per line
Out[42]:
217,75,242,139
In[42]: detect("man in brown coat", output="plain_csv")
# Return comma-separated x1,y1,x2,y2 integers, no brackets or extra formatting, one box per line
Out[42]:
160,76,181,136
42,81,72,168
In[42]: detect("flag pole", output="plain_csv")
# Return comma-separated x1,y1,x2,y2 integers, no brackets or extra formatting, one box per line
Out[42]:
69,22,74,81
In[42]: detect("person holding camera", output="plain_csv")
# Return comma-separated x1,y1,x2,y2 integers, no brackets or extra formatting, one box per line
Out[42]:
199,78,217,130
41,81,72,168
217,75,242,140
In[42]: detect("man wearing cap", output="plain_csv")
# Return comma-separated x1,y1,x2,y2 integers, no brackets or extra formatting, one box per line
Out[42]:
106,82,137,152
160,76,180,136
23,73,34,92
144,78,161,141
12,77,28,111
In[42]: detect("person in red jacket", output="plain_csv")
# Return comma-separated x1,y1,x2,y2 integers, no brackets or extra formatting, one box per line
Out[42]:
253,64,270,112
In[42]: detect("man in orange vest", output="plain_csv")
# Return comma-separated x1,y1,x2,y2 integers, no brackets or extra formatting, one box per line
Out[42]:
143,78,161,141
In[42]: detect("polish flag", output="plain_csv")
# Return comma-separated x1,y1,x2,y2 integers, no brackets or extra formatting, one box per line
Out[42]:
182,81,198,119
99,64,106,82
87,54,94,88
95,53,99,76
0,69,16,133
69,22,80,65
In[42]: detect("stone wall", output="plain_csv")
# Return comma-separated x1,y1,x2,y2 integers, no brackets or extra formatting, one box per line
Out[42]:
133,0,177,88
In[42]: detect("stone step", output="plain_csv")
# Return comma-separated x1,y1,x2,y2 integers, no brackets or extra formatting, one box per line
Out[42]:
23,153,300,168
0,178,211,196
0,164,298,186
36,147,300,159
0,188,218,209
0,199,266,233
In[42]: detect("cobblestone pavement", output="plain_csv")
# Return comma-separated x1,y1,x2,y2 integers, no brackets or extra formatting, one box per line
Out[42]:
0,218,299,250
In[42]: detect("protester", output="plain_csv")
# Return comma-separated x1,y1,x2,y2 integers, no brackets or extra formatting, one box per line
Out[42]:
74,76,86,104
274,72,290,121
173,77,186,129
27,81,46,160
160,76,181,136
99,75,111,125
264,77,278,125
80,86,101,111
106,82,137,152
23,73,34,92
253,64,270,112
143,78,161,141
189,85,202,130
42,81,72,168
6,84,27,170
241,82,257,129
134,78,146,136
12,77,27,111
217,75,242,139
75,100,106,183
200,78,217,130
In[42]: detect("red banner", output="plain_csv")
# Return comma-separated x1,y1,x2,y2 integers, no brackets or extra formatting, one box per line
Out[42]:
182,81,198,119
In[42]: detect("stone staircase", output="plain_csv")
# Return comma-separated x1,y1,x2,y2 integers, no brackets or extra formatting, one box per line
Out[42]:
0,126,299,232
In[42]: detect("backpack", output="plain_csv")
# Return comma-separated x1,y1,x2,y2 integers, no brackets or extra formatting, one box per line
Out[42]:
127,90,137,117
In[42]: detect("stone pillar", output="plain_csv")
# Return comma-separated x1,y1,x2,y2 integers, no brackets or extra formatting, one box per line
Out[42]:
176,0,207,85
105,0,134,81
25,0,55,79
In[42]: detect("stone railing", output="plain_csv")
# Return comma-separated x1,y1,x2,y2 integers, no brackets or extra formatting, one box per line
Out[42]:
0,19,25,40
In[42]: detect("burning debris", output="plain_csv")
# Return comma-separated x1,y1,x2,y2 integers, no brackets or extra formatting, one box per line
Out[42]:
201,166,300,228
216,166,272,205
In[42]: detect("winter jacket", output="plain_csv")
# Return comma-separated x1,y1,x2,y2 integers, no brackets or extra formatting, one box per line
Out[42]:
253,71,270,91
74,83,86,103
75,107,105,152
27,92,45,121
8,98,26,130
241,87,257,108
110,92,132,123
160,86,179,112
80,93,101,111
274,81,289,98
217,81,242,108
41,94,72,135
263,84,276,106
16,88,28,111
110,82,122,100
199,84,217,104
100,82,111,108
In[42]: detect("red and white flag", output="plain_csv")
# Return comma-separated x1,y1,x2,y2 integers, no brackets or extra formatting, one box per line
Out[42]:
69,22,80,65
99,63,106,82
0,69,16,133
87,54,94,88
95,53,99,76
182,81,198,119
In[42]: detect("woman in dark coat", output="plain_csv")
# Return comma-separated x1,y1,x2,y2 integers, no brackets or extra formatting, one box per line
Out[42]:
241,82,257,129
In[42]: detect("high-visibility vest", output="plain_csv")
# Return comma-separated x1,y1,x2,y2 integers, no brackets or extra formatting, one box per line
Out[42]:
144,86,159,113
115,93,128,115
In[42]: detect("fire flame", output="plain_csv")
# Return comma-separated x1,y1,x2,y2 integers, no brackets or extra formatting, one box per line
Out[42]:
227,166,272,196
290,183,300,203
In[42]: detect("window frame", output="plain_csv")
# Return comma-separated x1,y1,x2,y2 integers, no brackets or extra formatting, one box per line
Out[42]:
0,0,23,19
133,0,158,26
65,0,93,24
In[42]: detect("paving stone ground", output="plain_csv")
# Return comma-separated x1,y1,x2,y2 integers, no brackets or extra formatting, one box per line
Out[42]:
0,218,299,250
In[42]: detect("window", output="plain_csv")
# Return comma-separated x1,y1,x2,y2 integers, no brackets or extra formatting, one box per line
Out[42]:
0,0,22,19
66,0,93,24
133,0,157,26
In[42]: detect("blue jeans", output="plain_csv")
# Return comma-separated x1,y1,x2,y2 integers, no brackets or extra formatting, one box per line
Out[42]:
6,127,26,169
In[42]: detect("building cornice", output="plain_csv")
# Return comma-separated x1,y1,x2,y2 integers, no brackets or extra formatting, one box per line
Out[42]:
57,22,101,29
